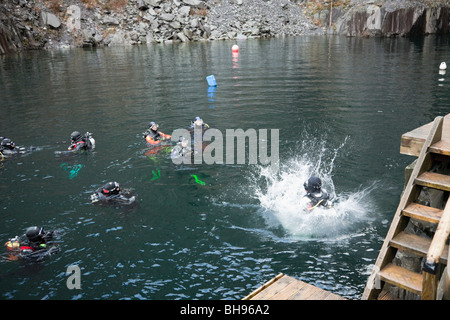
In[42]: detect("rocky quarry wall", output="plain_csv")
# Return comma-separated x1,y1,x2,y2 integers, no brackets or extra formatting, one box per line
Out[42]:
324,1,450,37
0,0,449,55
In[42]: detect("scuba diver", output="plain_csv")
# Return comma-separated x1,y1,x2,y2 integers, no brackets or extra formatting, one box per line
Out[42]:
170,136,197,165
143,122,171,145
4,226,60,261
0,137,36,160
55,131,95,155
90,181,136,206
67,131,95,152
188,117,211,155
188,116,210,134
301,176,333,212
171,137,192,159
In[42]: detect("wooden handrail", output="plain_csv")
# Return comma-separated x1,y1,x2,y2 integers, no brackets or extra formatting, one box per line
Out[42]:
426,199,450,267
422,198,450,299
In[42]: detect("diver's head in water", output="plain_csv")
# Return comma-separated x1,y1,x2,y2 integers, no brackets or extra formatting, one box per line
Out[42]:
304,176,322,194
1,138,15,150
149,122,158,131
70,131,82,143
25,226,45,242
193,117,203,127
102,181,120,196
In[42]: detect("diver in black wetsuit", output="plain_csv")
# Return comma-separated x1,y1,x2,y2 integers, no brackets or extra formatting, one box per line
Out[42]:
302,176,333,212
0,137,35,159
55,131,95,155
4,226,60,261
90,181,136,205
19,227,55,254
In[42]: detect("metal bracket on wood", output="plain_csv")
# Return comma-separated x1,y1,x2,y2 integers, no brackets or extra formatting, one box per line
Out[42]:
422,258,438,275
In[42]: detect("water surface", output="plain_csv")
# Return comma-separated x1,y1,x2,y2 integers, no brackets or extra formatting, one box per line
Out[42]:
0,35,449,300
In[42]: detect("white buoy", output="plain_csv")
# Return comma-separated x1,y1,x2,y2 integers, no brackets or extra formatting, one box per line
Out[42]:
439,62,447,70
232,44,239,53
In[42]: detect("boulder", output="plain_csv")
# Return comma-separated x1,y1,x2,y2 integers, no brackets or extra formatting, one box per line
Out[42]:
177,31,189,42
137,0,149,10
160,13,175,21
182,0,202,7
103,16,120,26
143,0,162,7
170,21,181,29
107,31,131,46
41,11,61,29
178,6,191,16
66,5,81,32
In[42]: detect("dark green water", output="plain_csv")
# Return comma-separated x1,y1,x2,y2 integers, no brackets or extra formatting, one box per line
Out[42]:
0,35,449,300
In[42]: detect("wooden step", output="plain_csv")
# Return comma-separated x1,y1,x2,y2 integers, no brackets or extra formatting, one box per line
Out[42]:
379,263,422,296
402,203,443,224
377,290,398,300
415,171,450,192
390,232,448,264
429,140,450,156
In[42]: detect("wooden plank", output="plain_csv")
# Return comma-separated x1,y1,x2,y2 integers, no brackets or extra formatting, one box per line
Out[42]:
429,140,450,156
324,292,348,300
379,263,422,295
390,232,432,257
268,276,309,300
249,275,295,300
415,171,450,192
401,114,450,157
401,135,428,157
242,273,284,300
378,290,398,300
390,232,448,264
307,287,336,300
286,280,346,300
244,274,346,300
288,282,321,300
402,203,443,224
422,270,438,300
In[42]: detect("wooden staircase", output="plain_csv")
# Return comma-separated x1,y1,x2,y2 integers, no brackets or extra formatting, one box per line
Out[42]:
362,116,450,300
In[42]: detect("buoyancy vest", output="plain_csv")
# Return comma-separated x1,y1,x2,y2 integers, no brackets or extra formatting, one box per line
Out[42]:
69,140,85,150
68,133,94,151
305,191,331,211
145,129,171,145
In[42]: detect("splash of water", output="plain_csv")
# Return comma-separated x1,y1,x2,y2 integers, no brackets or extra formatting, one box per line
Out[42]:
252,137,376,240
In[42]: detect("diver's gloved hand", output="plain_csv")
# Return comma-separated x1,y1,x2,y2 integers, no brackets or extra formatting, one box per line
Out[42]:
90,193,100,203
46,246,60,255
42,231,55,241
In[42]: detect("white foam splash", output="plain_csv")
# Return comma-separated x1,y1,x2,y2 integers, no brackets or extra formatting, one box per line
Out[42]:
251,137,376,240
